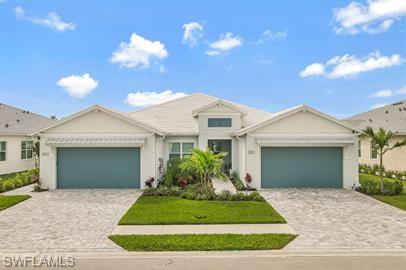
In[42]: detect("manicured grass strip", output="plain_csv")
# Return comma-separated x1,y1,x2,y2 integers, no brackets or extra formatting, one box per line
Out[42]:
109,234,297,251
0,195,31,211
371,195,406,211
119,196,286,225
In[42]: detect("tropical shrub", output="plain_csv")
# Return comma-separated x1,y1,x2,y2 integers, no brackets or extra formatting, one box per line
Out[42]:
0,182,5,193
359,174,403,195
144,177,155,188
363,126,406,192
230,171,245,191
4,182,15,191
180,148,226,190
163,159,189,187
244,173,253,188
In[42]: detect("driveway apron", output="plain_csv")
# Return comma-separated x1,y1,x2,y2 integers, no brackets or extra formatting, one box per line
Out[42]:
261,189,406,250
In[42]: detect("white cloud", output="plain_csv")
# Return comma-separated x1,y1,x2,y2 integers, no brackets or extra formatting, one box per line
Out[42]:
370,86,406,98
255,29,287,44
333,0,406,35
301,51,403,79
15,6,76,32
182,21,204,47
206,32,242,56
300,63,325,77
125,90,187,107
370,89,393,97
110,33,168,69
371,103,389,109
57,73,98,98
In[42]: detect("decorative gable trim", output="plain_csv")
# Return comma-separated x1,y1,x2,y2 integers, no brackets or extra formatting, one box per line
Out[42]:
191,99,248,117
32,104,165,136
232,105,360,136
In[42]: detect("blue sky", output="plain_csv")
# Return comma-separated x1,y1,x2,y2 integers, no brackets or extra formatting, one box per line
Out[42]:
0,0,405,119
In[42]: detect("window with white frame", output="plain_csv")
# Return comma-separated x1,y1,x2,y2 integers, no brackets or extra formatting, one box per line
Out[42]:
0,141,6,161
169,142,194,161
21,141,33,160
371,141,378,159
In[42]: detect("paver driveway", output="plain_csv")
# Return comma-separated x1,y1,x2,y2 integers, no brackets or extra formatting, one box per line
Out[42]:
0,187,141,252
261,189,406,250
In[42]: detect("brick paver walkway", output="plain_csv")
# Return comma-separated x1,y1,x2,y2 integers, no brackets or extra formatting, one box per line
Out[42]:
261,189,406,250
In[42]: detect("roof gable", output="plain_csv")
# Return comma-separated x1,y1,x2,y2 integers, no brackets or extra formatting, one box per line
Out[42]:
34,105,164,135
192,99,248,117
233,105,359,135
130,93,271,135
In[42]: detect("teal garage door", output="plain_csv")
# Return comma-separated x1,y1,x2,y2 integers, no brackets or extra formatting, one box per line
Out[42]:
57,147,140,188
261,147,342,188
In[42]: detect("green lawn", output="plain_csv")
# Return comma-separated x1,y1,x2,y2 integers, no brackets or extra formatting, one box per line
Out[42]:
119,196,286,225
360,173,406,211
109,234,296,251
0,195,31,211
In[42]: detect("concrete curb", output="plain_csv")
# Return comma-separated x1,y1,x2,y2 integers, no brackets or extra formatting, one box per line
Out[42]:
111,224,296,235
1,249,406,259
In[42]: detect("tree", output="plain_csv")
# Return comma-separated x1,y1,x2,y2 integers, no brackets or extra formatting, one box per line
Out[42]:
33,140,40,169
180,148,227,190
363,126,406,193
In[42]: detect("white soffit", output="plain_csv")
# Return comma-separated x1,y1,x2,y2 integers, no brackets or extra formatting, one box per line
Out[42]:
45,137,146,145
256,136,355,145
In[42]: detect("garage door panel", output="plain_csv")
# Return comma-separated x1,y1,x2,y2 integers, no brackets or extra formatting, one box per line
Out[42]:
57,147,140,189
261,147,342,188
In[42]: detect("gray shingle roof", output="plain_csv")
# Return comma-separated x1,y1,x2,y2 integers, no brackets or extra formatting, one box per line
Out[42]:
129,93,272,135
345,100,406,134
0,103,56,135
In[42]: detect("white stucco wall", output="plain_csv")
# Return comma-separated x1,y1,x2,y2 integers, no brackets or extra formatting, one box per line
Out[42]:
242,110,359,189
196,105,243,172
0,135,36,175
39,110,157,189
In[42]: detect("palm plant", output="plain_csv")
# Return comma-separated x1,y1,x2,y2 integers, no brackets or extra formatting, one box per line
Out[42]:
33,140,40,169
180,148,227,190
363,126,406,193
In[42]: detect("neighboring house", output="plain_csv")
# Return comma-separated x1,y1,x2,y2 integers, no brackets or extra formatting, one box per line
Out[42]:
36,93,359,190
0,103,55,175
345,100,406,172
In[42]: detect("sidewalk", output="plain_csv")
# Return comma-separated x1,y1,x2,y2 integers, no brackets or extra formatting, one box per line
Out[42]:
111,224,296,235
212,178,237,194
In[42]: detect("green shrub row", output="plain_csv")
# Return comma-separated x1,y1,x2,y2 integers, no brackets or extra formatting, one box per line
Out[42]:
359,175,404,195
359,164,406,179
0,169,38,193
143,185,265,202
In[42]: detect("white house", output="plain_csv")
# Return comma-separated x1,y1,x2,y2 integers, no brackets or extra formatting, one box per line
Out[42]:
36,93,359,190
0,103,55,175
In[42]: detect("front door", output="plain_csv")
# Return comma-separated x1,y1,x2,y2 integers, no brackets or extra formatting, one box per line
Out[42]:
208,140,232,174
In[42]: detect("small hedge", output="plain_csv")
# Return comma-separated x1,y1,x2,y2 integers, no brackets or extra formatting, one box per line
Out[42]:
0,169,38,193
359,174,404,195
143,185,265,202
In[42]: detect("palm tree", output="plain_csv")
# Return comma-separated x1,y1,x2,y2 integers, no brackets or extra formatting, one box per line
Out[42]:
33,140,40,169
180,148,227,190
363,126,406,193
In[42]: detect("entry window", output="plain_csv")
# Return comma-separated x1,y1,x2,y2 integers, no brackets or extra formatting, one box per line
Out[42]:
371,141,378,159
208,118,232,127
0,141,6,161
358,140,361,157
21,141,33,160
169,142,194,161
